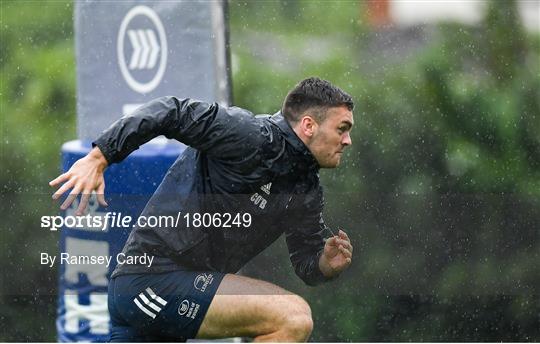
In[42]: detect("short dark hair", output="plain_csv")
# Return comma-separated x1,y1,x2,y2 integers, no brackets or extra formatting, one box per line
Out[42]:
281,77,354,124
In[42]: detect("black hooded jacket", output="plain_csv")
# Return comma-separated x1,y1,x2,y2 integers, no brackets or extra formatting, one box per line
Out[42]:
94,97,333,286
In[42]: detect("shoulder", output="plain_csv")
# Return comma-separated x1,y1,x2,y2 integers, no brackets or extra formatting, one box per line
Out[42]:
216,105,268,132
219,109,286,149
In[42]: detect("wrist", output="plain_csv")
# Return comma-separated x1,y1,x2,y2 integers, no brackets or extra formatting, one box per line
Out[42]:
88,146,108,169
318,252,336,278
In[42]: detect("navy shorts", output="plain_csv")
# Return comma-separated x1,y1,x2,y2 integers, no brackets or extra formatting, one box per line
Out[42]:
108,270,225,342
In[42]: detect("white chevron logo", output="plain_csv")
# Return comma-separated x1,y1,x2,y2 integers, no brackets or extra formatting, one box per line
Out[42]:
117,5,168,94
127,29,160,70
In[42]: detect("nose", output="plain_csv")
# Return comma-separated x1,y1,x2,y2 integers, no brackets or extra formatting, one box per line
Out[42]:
342,132,352,146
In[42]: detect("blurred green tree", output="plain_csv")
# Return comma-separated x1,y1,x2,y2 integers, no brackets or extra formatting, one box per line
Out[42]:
1,0,538,341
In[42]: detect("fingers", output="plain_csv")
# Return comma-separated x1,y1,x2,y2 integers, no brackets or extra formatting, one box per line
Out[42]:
60,184,82,210
328,234,353,263
337,230,353,254
53,178,108,214
339,245,352,259
323,230,353,270
79,187,108,215
326,236,337,245
327,237,353,252
338,229,350,241
342,239,353,253
76,191,91,216
337,245,352,266
96,183,108,207
52,179,75,200
49,172,71,187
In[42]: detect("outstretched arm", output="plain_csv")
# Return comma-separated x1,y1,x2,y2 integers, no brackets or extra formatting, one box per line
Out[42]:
50,96,264,214
92,97,263,165
49,146,108,215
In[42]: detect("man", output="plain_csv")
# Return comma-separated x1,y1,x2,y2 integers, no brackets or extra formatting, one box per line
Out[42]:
50,77,354,342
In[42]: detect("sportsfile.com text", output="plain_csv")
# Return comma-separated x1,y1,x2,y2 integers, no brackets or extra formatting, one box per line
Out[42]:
41,212,253,231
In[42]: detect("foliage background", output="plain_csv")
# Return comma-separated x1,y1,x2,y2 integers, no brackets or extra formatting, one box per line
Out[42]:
1,0,538,341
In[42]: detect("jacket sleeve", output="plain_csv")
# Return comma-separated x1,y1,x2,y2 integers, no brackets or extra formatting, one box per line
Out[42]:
284,186,336,286
92,96,264,165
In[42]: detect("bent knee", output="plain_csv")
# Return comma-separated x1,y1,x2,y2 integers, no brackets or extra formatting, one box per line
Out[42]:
280,295,313,341
285,313,313,341
291,294,311,317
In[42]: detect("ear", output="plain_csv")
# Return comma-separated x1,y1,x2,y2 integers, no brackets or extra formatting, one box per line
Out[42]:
299,115,318,138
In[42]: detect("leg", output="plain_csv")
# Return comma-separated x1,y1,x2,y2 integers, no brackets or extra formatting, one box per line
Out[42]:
196,274,313,342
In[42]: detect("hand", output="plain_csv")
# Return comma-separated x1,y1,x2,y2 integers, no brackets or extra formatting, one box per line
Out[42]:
49,147,109,215
319,229,353,278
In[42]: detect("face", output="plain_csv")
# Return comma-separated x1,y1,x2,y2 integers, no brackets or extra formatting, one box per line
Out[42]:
306,106,354,168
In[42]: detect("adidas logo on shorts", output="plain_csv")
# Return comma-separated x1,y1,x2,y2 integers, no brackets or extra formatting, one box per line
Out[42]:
133,287,168,319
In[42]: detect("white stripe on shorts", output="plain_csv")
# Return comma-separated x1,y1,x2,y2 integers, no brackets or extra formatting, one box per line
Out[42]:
139,292,162,313
133,298,156,319
145,287,167,306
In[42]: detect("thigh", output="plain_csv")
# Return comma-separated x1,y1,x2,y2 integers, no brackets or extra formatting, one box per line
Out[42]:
196,274,310,339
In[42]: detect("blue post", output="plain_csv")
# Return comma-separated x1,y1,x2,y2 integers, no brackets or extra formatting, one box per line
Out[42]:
56,140,182,342
61,1,230,340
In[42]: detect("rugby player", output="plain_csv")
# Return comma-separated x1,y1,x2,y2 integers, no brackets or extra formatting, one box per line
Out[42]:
50,77,354,342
